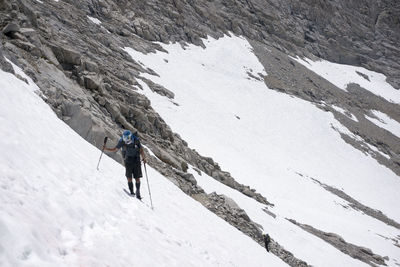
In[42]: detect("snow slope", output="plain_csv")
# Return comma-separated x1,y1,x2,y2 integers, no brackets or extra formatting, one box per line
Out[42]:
0,65,286,266
125,35,400,266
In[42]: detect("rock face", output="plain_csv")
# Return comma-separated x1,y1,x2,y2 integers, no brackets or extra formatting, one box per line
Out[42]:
61,0,400,88
1,0,399,266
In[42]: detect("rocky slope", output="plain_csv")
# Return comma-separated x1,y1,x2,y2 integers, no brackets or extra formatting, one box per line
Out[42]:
58,0,400,88
1,0,399,266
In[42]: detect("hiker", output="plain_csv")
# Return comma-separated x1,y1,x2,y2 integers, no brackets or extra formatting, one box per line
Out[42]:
103,130,146,199
263,233,271,252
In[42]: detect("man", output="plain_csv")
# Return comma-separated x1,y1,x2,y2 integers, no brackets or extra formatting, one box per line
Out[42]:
263,233,271,252
103,130,146,199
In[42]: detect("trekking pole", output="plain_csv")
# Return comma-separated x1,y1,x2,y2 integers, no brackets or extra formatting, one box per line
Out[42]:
96,136,108,170
144,163,154,209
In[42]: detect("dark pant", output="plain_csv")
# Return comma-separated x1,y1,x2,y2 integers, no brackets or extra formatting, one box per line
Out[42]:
125,157,142,179
125,157,142,196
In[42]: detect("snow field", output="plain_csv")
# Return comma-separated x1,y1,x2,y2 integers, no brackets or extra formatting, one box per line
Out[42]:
125,34,400,266
0,65,286,266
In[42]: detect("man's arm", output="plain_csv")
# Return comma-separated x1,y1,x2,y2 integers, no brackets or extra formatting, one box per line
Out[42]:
140,147,147,163
103,139,122,153
103,146,118,153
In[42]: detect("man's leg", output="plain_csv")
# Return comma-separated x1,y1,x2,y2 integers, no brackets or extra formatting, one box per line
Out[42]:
126,164,134,195
135,178,141,199
133,159,143,199
128,177,134,195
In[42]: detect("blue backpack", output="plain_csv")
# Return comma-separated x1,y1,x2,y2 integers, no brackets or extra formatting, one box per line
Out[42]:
121,130,140,159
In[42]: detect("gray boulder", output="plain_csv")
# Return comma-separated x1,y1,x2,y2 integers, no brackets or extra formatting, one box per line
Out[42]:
49,44,81,66
2,23,19,35
19,28,36,37
83,75,100,90
150,145,183,171
82,59,99,73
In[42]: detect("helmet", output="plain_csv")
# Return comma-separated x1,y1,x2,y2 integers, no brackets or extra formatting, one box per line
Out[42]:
122,130,131,142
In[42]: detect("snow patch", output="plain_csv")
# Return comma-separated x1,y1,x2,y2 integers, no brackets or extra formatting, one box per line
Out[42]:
365,110,400,138
366,143,391,159
331,105,358,122
87,16,101,25
294,57,400,104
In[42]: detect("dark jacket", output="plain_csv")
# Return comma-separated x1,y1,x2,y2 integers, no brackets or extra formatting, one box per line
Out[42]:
116,135,141,161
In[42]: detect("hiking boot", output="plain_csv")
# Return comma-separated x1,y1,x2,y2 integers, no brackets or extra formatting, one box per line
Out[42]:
136,191,142,200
